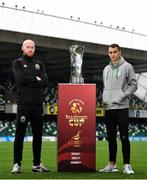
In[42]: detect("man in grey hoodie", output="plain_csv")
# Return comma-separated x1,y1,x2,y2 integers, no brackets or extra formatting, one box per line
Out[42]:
99,44,137,174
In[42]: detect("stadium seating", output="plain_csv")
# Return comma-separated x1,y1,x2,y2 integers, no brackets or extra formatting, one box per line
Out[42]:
0,74,147,110
0,120,146,141
0,75,147,142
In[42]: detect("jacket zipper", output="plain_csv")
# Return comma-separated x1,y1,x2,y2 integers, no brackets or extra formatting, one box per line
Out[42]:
108,67,114,108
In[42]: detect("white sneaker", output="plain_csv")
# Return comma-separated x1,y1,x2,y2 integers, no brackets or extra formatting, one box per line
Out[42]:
99,163,118,172
123,164,134,174
11,163,21,174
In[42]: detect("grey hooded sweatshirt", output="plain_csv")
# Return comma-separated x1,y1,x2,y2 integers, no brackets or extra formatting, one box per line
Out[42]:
102,56,137,110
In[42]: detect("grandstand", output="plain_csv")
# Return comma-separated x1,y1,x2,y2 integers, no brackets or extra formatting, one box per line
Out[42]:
0,118,147,142
0,3,147,143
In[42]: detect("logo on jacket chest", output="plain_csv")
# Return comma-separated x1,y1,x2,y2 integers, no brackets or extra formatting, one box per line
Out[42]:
22,63,40,71
23,64,27,68
35,64,40,70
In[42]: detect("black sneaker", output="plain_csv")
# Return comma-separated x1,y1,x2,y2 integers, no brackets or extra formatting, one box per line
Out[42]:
32,163,50,172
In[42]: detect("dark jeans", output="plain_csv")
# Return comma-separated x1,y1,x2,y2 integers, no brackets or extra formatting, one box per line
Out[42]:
105,108,130,164
13,104,43,166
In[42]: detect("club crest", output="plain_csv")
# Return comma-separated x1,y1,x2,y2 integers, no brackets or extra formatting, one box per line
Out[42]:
35,64,40,70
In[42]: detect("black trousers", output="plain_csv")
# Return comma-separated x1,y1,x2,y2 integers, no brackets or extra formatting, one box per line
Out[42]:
105,108,130,164
13,104,43,166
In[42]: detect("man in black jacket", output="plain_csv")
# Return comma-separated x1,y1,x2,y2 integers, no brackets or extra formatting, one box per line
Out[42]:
11,39,49,173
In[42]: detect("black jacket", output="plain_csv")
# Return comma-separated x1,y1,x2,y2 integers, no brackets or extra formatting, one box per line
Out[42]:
12,55,48,105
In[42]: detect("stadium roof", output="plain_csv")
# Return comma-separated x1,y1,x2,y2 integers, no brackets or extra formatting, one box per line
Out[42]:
0,4,147,103
0,4,147,51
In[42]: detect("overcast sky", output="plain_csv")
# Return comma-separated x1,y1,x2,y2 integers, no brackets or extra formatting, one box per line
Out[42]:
1,0,147,35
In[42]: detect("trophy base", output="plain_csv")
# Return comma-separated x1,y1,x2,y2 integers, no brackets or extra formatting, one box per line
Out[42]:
70,77,84,84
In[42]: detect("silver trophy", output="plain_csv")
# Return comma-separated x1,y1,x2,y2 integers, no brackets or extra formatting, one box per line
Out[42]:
70,45,84,84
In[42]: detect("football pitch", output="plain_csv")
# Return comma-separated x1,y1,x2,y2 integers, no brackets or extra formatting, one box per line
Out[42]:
0,141,146,179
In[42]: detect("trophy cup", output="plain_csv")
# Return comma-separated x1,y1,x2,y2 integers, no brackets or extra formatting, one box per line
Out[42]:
70,45,84,84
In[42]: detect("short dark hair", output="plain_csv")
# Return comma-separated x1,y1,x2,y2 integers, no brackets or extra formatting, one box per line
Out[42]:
109,44,121,51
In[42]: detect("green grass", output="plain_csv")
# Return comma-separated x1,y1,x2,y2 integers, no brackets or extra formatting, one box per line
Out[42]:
0,141,146,179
